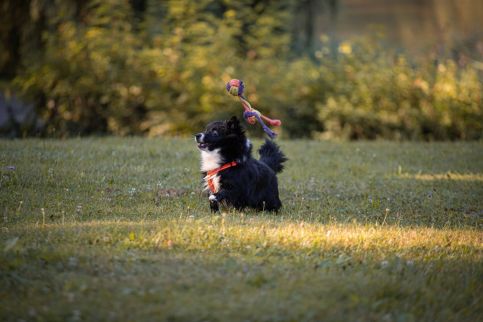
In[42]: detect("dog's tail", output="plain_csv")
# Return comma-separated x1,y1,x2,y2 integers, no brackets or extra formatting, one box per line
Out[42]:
259,139,287,173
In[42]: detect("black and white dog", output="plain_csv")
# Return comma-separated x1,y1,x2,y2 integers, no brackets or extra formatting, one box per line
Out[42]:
195,116,287,212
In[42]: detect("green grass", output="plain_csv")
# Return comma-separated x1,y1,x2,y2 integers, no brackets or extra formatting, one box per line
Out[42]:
1,138,482,321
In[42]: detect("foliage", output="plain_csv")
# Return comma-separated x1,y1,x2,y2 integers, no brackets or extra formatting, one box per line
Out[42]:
2,0,482,139
1,138,482,320
313,37,483,140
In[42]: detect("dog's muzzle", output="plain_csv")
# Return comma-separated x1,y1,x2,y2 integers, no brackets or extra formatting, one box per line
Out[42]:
195,133,208,149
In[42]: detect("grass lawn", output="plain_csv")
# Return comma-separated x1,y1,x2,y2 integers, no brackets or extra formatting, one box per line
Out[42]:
1,138,482,321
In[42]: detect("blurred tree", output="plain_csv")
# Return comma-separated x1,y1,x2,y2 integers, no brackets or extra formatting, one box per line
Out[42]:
0,0,39,79
291,0,338,55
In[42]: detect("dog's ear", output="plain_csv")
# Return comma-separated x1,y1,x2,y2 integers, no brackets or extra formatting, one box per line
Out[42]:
227,116,240,131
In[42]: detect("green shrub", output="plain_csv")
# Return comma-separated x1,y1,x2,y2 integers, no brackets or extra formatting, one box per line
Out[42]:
312,37,482,140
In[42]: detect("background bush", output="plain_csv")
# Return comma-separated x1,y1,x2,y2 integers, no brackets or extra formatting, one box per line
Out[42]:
1,0,482,139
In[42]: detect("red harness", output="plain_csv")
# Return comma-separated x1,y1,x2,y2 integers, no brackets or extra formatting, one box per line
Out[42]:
206,161,237,193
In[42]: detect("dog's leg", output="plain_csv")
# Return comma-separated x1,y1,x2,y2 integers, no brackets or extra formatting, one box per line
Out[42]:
209,194,219,213
209,190,232,213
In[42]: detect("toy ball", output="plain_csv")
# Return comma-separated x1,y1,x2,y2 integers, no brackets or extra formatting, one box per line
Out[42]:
226,79,245,96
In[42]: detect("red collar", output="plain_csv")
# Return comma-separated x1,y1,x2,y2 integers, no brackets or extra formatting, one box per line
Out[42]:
206,161,237,193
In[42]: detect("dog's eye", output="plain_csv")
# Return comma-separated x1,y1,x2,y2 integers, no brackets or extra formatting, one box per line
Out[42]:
211,130,218,136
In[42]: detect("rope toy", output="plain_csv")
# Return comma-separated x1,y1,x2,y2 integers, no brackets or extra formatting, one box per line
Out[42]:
226,79,281,139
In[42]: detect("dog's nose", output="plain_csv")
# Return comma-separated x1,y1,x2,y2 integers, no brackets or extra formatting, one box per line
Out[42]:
195,133,203,142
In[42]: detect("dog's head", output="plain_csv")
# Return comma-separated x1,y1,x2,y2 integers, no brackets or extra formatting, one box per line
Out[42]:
195,116,245,152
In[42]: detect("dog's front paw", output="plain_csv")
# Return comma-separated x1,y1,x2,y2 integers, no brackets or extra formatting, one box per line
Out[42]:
210,200,219,213
209,194,219,213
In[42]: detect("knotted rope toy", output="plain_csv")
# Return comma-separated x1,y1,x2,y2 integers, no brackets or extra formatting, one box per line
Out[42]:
226,79,281,139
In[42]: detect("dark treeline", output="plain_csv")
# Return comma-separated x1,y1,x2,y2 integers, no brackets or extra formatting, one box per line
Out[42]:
0,0,481,139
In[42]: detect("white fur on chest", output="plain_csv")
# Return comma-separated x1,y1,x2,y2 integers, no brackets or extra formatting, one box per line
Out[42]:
200,149,222,172
201,149,222,192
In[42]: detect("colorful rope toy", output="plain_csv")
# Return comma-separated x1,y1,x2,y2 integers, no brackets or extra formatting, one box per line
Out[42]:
226,79,281,139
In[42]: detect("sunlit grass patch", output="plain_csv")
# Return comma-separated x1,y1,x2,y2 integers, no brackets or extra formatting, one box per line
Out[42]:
397,171,483,182
8,218,481,257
